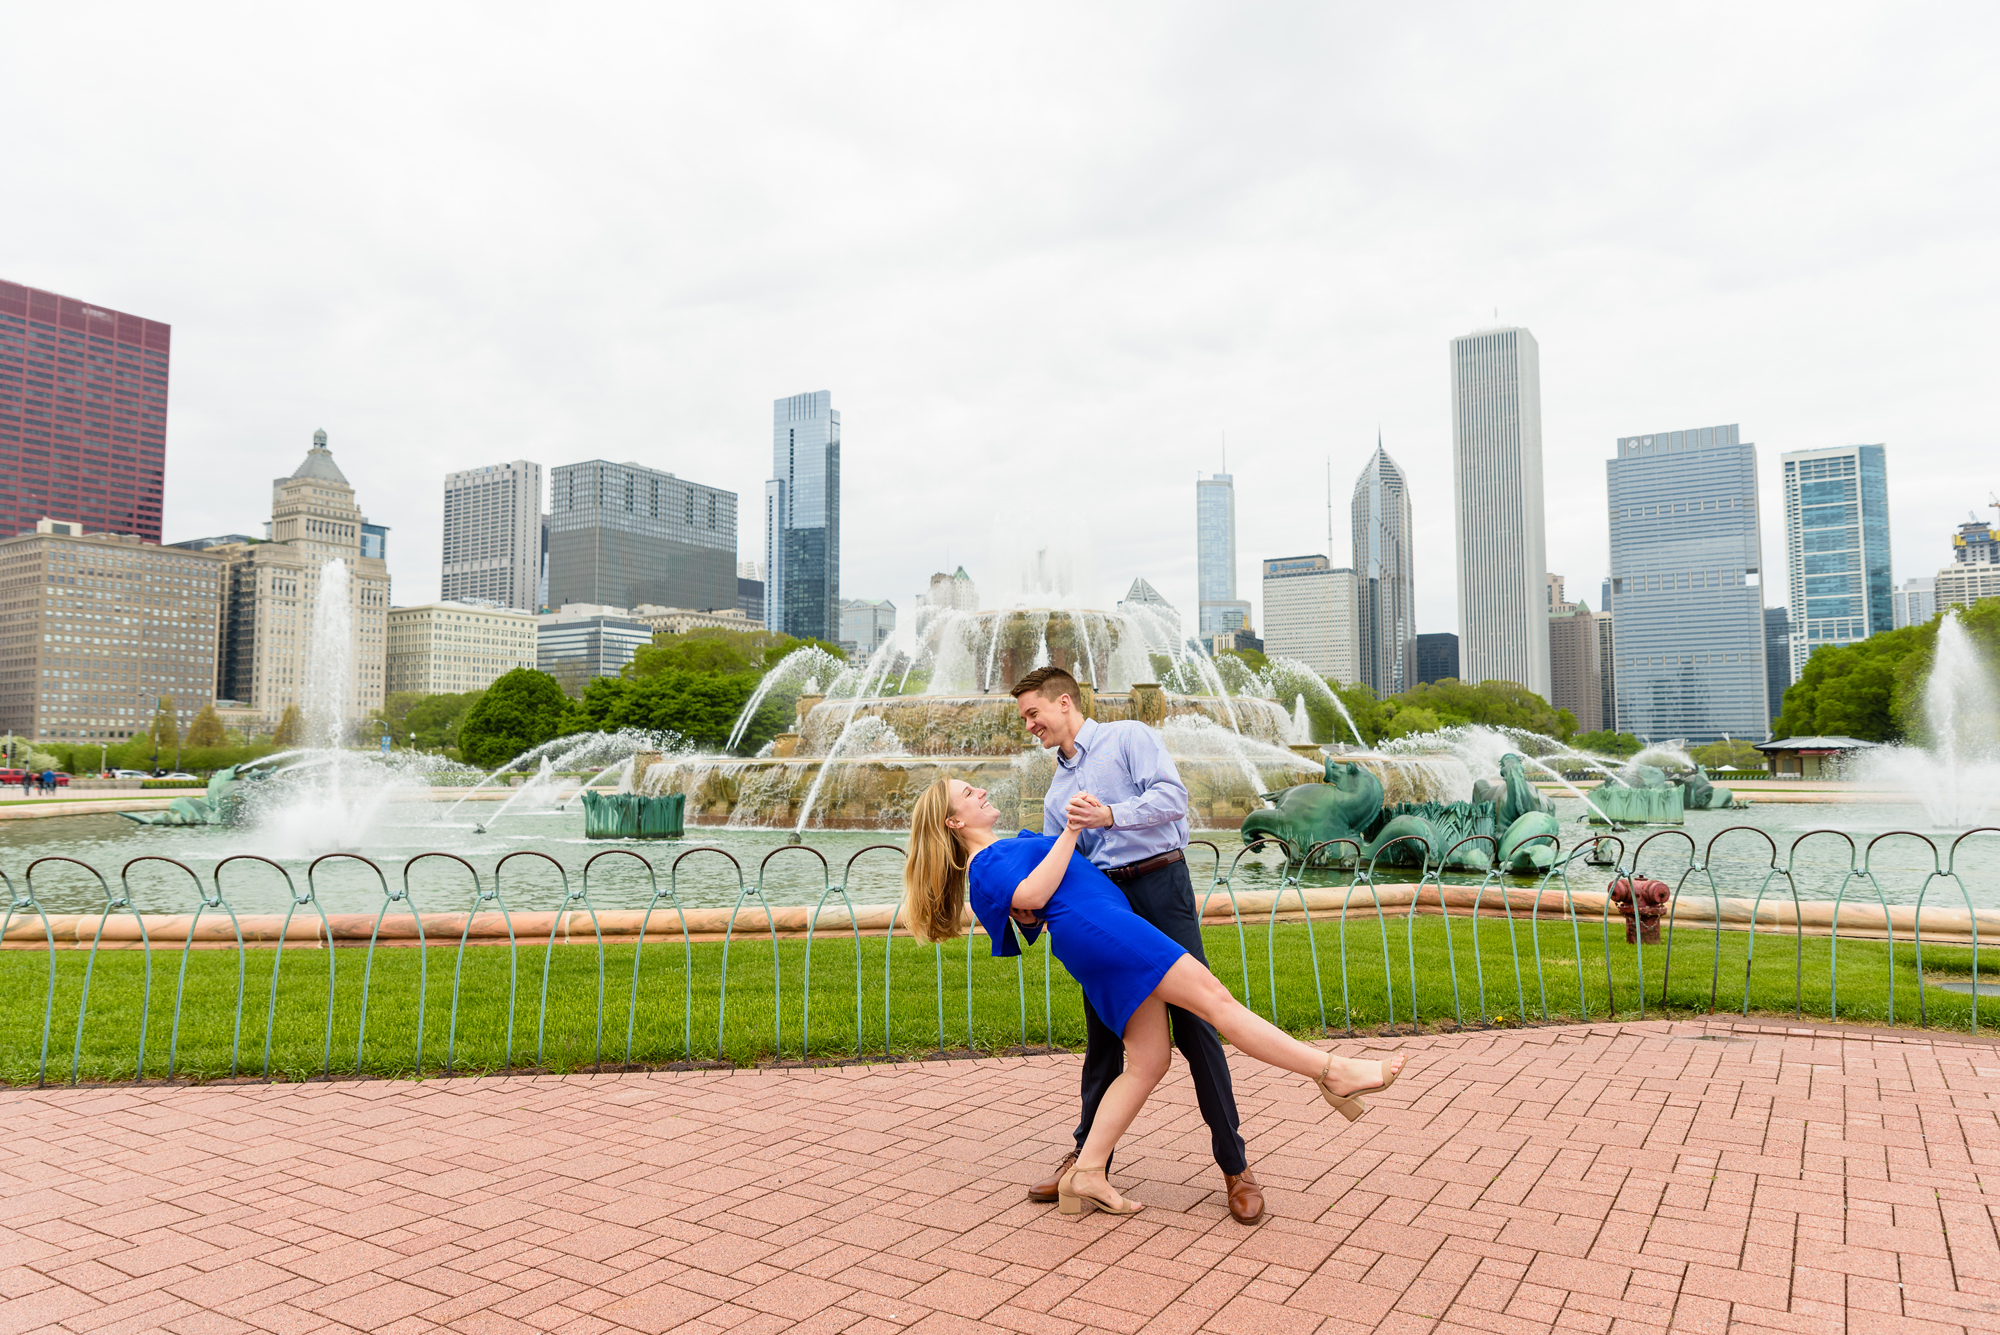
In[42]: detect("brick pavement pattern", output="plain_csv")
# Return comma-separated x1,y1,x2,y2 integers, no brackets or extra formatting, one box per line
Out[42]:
3,1019,1998,1334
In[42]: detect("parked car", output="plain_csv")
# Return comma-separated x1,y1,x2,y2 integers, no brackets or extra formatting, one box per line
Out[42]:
0,768,28,786
50,772,70,787
161,772,199,781
110,769,150,780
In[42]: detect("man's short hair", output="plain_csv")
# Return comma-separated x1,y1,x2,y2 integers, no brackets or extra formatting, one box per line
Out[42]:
1010,666,1081,707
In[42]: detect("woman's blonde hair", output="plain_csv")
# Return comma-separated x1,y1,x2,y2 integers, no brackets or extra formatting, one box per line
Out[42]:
902,777,970,944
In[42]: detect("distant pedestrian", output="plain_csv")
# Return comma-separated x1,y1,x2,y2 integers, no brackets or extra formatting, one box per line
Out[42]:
18,771,31,797
40,769,56,794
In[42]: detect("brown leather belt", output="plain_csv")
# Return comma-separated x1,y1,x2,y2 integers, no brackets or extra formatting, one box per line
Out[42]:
1104,848,1184,885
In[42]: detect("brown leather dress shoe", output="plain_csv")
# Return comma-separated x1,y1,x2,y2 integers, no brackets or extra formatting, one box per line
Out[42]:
1225,1169,1264,1224
1029,1150,1078,1204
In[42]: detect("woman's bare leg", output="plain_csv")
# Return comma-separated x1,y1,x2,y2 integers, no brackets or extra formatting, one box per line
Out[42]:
1152,956,1401,1092
1069,996,1170,1207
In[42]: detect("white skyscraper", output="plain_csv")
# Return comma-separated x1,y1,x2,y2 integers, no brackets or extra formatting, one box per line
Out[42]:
442,460,543,612
1450,327,1550,697
1261,555,1359,684
1197,472,1251,634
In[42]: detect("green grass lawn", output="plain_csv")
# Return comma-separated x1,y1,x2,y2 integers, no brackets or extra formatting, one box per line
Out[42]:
1,913,1991,1085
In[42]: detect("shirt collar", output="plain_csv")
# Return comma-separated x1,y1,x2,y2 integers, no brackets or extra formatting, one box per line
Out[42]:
1057,717,1101,770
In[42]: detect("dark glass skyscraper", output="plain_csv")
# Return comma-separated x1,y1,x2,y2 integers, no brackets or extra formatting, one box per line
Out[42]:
0,281,170,540
1416,632,1459,685
1764,606,1792,727
547,460,736,612
1606,424,1769,743
764,391,840,642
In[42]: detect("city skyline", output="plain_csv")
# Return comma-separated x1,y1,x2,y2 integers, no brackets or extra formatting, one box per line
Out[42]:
7,9,1992,642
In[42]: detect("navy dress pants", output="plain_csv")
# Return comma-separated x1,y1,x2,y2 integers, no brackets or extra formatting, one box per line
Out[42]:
1071,856,1247,1175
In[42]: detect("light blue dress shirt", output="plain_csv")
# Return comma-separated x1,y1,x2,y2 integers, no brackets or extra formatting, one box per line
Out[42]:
1040,718,1191,870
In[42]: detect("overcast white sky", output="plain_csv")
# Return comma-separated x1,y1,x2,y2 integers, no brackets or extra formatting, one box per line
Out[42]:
6,3,1997,637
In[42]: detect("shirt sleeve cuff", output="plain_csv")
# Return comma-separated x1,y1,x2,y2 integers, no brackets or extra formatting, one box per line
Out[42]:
1108,800,1139,828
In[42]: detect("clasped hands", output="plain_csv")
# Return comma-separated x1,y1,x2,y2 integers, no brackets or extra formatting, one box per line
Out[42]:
1010,793,1114,927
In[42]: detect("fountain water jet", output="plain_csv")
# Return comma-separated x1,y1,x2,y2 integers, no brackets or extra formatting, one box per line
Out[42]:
1860,610,2000,827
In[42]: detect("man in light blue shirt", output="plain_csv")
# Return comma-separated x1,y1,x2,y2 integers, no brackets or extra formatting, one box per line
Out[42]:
1010,666,1261,1225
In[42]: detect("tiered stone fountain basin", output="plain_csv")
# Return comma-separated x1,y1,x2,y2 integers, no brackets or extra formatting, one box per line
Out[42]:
632,685,1471,832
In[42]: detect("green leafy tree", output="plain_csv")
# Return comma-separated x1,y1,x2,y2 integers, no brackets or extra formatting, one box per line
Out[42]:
573,672,758,749
1689,738,1765,770
1571,730,1643,759
375,690,486,753
1379,705,1445,741
145,697,179,760
1772,625,1920,741
185,705,227,748
0,734,59,772
459,668,573,769
1369,678,1575,742
1216,647,1271,675
581,629,844,753
271,703,304,748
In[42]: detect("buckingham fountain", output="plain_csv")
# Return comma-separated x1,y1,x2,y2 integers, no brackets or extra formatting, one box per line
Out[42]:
627,601,1473,840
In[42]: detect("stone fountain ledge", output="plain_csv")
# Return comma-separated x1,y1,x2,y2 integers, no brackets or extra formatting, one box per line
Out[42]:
0,797,175,821
6,884,1991,950
1527,781,1921,805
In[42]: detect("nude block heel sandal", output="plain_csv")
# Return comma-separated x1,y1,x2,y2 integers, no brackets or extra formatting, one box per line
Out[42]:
1057,1164,1142,1217
1317,1053,1405,1122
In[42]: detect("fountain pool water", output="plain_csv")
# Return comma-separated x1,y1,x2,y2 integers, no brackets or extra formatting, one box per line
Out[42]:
25,592,1998,917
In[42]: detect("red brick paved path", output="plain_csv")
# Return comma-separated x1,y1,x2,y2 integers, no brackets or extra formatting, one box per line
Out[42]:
3,1020,1997,1334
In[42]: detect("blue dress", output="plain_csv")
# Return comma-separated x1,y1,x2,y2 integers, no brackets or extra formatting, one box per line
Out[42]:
967,831,1187,1037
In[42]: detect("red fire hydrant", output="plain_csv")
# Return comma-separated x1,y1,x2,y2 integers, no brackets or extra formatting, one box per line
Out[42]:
1608,878,1671,944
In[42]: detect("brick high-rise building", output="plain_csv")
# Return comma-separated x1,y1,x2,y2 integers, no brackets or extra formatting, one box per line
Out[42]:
0,520,224,746
1548,604,1602,734
0,282,171,542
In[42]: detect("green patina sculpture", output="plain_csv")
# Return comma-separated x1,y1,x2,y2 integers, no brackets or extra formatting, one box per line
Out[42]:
1470,753,1554,828
119,762,273,827
1679,765,1739,811
1242,754,1558,874
579,790,686,839
1586,762,1740,826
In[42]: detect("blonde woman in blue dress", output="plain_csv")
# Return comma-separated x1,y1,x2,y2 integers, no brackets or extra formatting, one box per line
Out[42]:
904,776,1406,1218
